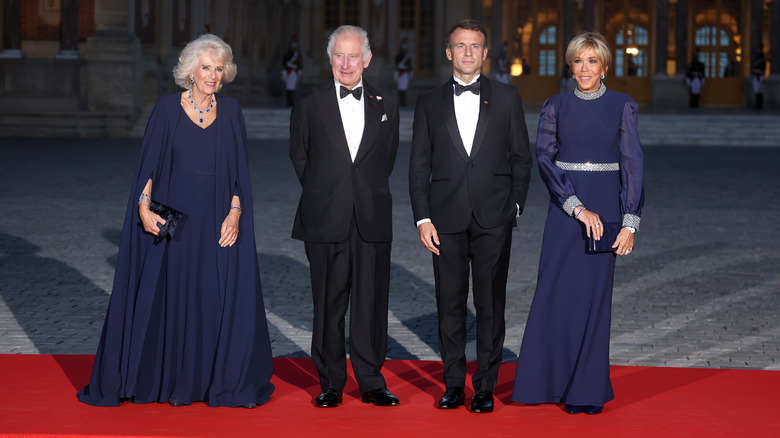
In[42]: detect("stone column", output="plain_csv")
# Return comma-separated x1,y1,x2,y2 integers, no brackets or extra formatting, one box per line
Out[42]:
85,0,142,136
0,0,23,59
490,0,502,74
746,0,764,107
674,0,688,78
471,0,483,22
655,0,668,76
584,0,595,32
563,0,575,47
750,0,763,67
56,0,82,60
772,0,780,78
652,0,685,107
763,0,780,108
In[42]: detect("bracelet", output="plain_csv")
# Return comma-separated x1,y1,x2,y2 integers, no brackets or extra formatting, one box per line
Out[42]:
231,206,242,212
138,193,150,205
574,206,585,219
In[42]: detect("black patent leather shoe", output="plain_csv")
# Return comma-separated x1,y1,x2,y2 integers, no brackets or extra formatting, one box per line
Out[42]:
437,386,465,409
314,388,342,407
583,405,603,415
361,387,400,406
470,390,494,413
564,404,584,414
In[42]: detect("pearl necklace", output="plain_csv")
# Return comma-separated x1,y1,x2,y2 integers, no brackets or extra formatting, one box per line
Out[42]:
188,89,214,124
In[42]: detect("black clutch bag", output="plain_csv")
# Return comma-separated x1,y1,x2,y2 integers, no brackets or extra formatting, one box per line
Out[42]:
587,222,622,254
138,200,184,242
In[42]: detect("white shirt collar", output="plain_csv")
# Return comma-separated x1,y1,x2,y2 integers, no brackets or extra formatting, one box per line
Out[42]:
453,74,481,86
335,77,364,93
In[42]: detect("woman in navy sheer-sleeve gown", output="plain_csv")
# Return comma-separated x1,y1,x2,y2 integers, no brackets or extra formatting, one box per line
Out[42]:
77,34,274,408
512,32,644,415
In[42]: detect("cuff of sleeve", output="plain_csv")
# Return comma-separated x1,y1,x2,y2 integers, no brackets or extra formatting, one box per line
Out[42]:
416,218,432,227
622,214,641,230
562,196,583,216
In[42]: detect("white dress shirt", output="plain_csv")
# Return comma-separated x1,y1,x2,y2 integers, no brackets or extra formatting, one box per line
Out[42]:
453,74,481,156
335,78,365,162
416,74,519,228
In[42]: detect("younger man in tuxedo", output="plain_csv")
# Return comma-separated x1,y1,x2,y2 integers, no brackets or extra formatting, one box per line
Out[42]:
409,19,532,413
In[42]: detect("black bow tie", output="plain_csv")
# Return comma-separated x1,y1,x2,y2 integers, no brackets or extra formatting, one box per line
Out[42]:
340,85,363,100
454,81,480,96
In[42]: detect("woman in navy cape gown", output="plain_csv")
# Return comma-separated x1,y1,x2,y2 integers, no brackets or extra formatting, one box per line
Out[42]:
512,32,644,415
78,34,274,408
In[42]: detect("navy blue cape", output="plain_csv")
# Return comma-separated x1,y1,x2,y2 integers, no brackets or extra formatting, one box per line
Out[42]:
78,94,274,407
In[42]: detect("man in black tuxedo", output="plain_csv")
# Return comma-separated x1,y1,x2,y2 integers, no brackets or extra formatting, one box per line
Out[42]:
409,19,532,413
290,25,400,408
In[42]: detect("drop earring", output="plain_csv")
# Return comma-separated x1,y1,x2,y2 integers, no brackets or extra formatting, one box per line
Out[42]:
600,74,605,79
190,75,194,83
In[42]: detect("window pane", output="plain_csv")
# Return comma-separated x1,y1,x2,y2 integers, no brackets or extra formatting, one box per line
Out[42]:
540,26,556,44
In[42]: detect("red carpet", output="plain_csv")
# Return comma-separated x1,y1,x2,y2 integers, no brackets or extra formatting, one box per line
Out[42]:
0,355,777,437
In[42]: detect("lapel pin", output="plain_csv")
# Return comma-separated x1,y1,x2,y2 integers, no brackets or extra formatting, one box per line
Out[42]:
484,100,488,104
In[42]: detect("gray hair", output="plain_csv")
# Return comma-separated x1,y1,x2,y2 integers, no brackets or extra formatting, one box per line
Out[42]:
172,34,237,90
326,25,371,60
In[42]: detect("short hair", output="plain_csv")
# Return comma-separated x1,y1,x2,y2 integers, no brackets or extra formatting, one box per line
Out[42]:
446,19,488,49
565,32,612,73
172,34,237,90
326,25,371,60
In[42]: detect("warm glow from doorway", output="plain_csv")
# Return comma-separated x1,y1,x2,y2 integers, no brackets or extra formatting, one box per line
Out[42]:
511,58,524,76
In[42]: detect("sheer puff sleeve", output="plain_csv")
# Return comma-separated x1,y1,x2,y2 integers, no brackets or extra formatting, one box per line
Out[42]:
619,96,645,230
536,97,583,216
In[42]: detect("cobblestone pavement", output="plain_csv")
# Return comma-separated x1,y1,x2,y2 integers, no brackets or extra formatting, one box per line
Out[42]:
1,132,779,370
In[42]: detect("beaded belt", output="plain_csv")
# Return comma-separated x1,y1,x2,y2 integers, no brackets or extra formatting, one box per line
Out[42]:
555,160,619,171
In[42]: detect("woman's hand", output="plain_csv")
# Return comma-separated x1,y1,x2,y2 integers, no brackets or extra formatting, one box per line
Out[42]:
612,228,635,256
575,206,603,240
219,196,241,247
139,201,165,237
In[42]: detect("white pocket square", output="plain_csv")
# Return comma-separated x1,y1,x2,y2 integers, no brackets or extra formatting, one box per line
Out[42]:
381,114,388,122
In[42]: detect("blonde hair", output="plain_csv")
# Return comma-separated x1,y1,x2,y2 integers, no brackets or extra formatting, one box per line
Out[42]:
565,32,612,73
173,34,237,90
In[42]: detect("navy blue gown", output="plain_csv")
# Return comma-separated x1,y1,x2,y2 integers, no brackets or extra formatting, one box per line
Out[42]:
512,87,644,407
78,94,274,408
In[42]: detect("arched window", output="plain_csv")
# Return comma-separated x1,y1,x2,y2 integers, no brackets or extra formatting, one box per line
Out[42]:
694,26,731,78
614,26,648,77
538,25,556,76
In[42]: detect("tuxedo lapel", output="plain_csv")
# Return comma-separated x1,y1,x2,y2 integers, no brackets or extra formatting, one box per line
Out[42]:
313,81,352,163
353,83,382,165
469,76,491,159
442,83,470,162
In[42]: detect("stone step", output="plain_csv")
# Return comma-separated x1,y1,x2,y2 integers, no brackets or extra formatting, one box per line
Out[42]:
128,106,780,147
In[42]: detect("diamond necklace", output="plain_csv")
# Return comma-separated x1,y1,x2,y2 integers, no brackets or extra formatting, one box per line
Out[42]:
188,89,214,124
573,83,606,100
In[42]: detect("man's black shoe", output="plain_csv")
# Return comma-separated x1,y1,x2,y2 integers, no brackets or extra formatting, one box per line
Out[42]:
361,387,400,406
437,386,465,409
470,390,494,413
314,388,342,407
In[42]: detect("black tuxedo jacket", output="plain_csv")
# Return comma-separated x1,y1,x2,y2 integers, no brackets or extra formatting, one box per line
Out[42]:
409,76,533,233
290,79,399,243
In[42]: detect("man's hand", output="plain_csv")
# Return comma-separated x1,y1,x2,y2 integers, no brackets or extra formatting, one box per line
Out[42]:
418,222,441,255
